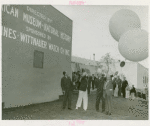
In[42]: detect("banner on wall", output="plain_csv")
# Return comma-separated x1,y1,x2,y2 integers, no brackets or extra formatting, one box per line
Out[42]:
2,5,72,108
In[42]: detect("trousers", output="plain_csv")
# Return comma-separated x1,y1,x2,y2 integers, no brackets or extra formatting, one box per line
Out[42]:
118,88,121,96
131,93,135,99
95,91,105,111
122,88,126,98
76,90,88,110
63,90,72,109
114,87,118,97
105,90,113,113
92,81,95,89
88,86,91,94
126,90,130,98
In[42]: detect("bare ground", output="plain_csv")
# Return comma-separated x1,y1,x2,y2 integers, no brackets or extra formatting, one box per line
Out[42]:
2,90,148,120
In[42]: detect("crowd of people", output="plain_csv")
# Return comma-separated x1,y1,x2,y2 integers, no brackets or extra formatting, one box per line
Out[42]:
61,70,137,115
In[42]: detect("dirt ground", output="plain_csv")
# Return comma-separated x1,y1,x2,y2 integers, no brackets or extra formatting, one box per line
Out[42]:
2,90,148,120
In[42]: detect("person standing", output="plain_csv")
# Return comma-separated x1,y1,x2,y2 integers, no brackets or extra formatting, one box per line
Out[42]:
122,77,128,98
95,73,106,112
75,72,79,90
92,74,95,90
72,72,76,84
87,74,92,95
77,72,82,90
72,72,77,90
130,85,136,100
112,76,117,96
114,84,118,97
125,84,130,98
76,72,88,111
61,71,73,110
116,76,122,97
104,75,113,115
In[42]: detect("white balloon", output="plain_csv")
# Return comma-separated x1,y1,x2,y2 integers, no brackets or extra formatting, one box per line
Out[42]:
109,9,141,42
118,29,148,62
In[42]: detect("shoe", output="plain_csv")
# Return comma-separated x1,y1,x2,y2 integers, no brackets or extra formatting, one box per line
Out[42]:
106,111,109,115
102,110,105,113
75,107,78,110
68,108,72,110
108,112,112,115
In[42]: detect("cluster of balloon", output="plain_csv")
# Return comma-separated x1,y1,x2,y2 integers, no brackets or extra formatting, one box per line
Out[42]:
109,9,148,62
119,29,148,62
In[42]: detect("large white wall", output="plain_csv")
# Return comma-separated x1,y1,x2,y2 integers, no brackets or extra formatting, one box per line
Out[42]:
99,62,138,87
116,62,138,87
137,63,148,89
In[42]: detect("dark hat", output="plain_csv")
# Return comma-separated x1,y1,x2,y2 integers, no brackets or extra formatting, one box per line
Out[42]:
110,75,113,78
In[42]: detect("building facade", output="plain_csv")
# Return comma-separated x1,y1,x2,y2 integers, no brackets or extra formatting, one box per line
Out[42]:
2,5,72,108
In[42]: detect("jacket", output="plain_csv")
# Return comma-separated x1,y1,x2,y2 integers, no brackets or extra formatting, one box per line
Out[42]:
72,74,76,82
130,87,136,94
92,76,96,82
115,78,122,89
95,77,106,93
104,80,113,96
122,80,128,89
112,78,117,89
79,76,88,91
61,76,73,91
87,76,92,88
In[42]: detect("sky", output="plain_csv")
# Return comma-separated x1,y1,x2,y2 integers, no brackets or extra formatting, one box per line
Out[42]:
53,5,149,68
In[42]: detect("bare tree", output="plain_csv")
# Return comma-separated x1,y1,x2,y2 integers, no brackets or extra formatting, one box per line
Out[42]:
99,53,115,74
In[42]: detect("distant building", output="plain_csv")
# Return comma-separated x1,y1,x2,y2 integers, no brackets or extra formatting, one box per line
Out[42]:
71,56,97,75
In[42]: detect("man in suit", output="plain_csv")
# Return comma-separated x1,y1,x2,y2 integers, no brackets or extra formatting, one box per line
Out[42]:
95,73,106,112
130,85,136,100
87,74,92,95
92,74,96,90
61,71,73,110
103,74,113,115
72,72,77,90
77,71,82,90
75,72,79,90
122,77,128,98
116,76,122,96
112,75,117,96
